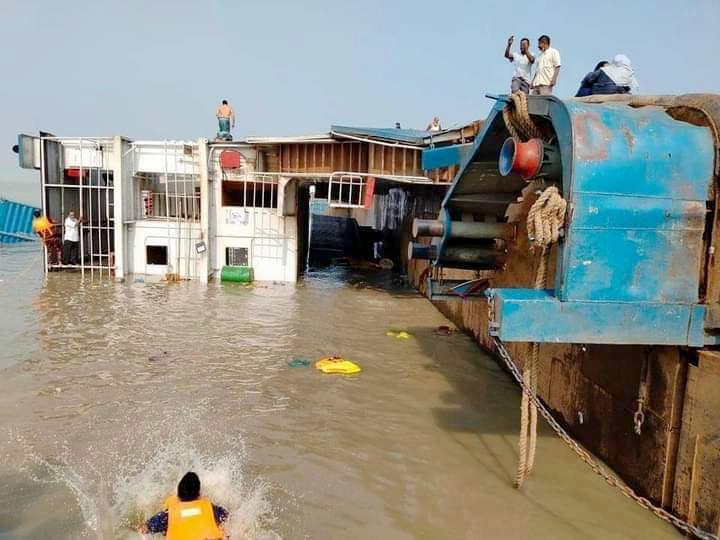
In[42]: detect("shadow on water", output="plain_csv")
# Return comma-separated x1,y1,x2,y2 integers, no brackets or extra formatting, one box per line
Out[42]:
303,263,418,300
399,323,600,537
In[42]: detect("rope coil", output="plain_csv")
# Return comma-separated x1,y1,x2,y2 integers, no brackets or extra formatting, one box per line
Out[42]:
503,92,543,142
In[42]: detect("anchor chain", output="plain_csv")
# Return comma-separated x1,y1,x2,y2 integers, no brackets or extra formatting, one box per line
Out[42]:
493,337,718,540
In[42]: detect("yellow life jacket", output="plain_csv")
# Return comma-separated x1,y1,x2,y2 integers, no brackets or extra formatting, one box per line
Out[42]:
164,495,224,540
32,216,52,239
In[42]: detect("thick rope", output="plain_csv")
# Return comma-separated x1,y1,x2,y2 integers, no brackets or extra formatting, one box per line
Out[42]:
527,185,567,250
503,92,543,142
515,185,567,488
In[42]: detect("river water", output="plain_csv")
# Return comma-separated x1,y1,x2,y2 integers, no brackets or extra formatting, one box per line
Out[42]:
0,243,679,539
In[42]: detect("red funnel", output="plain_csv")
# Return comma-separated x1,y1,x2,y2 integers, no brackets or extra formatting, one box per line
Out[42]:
498,137,543,179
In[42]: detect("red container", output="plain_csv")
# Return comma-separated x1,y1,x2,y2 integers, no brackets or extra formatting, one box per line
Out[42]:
219,150,242,170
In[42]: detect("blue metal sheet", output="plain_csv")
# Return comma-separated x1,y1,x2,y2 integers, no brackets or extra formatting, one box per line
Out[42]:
563,228,703,303
0,198,39,244
330,125,430,145
565,102,713,200
421,143,473,171
570,193,706,231
487,288,704,346
558,103,713,303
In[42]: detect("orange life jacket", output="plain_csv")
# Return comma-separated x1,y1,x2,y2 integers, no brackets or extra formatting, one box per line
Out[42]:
164,495,224,540
32,216,52,240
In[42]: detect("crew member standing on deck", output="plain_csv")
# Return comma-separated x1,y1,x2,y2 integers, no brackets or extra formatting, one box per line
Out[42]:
504,35,535,94
216,99,235,140
62,210,82,266
140,472,229,539
531,35,561,95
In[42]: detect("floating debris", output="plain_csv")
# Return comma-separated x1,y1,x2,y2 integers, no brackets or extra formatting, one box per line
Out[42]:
315,357,361,374
288,358,312,368
434,326,457,336
148,351,169,362
386,330,411,339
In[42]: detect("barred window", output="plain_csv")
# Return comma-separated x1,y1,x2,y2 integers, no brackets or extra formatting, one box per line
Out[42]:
222,179,277,208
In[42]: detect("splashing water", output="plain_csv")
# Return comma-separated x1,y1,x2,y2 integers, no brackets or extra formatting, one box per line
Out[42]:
9,408,281,539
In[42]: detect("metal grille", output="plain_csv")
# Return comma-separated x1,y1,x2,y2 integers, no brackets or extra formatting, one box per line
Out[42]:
226,247,249,267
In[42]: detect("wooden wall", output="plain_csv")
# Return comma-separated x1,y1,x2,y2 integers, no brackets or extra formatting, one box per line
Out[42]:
672,350,720,535
270,142,424,178
367,144,423,177
277,143,366,174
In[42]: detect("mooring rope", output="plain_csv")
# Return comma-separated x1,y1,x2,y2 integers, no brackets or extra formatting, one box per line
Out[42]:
502,88,568,488
514,184,567,488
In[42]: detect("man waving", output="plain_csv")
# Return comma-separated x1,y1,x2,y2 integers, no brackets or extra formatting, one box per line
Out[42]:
504,35,535,94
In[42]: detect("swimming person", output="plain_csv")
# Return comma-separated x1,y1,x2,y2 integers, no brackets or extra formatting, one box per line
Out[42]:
140,472,229,539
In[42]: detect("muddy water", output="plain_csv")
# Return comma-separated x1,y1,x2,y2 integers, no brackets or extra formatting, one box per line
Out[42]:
0,243,679,539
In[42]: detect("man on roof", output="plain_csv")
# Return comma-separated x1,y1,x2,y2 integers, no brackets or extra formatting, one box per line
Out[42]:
216,99,235,139
504,35,535,94
426,116,442,132
140,472,229,539
531,35,561,95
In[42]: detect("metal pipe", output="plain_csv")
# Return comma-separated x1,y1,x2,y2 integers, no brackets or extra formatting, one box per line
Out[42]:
79,139,85,277
40,137,48,274
408,242,505,266
442,245,505,266
408,242,436,260
413,218,513,240
412,219,444,238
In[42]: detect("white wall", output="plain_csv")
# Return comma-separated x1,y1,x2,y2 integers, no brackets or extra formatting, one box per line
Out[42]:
214,206,298,282
127,220,206,279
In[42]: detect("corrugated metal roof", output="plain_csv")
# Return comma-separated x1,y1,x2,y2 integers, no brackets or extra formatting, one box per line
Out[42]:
0,198,39,243
330,125,432,145
242,134,335,144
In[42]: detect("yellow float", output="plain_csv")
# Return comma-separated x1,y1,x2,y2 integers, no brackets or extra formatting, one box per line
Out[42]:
315,356,361,374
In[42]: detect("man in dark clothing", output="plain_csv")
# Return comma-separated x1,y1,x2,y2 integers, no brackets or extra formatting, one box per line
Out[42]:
576,61,609,97
578,54,638,96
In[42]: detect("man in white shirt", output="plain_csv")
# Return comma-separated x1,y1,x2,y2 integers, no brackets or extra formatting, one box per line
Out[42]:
62,209,82,265
531,34,561,95
504,35,534,94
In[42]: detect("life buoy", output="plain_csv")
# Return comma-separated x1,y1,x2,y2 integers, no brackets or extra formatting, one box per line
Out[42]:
315,357,361,374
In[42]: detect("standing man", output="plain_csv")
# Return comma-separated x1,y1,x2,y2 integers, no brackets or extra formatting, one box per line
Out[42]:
216,99,235,135
531,35,561,95
426,116,442,132
504,35,534,94
62,210,82,266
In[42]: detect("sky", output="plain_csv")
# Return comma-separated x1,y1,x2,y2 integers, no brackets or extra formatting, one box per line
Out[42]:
2,0,719,205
